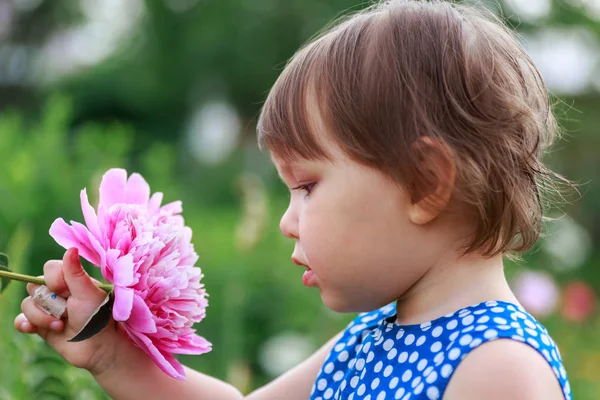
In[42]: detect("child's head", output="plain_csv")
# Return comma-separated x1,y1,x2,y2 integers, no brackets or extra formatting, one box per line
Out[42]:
257,0,565,312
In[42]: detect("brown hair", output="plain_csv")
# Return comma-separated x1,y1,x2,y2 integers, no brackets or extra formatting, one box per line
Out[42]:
257,0,570,257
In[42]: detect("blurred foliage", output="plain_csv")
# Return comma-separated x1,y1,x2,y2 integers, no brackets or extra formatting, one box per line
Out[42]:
0,0,599,399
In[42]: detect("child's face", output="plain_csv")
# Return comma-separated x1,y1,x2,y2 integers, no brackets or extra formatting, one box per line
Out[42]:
274,143,439,313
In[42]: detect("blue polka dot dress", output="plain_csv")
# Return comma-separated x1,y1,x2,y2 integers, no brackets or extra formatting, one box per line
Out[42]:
310,300,571,400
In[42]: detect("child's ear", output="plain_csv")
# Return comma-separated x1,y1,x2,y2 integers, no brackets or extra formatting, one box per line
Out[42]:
407,136,456,225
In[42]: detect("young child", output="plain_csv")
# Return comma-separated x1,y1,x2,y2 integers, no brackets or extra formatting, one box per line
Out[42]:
15,1,572,399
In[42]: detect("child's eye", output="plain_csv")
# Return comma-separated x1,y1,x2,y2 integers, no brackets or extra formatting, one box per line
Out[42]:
292,182,316,194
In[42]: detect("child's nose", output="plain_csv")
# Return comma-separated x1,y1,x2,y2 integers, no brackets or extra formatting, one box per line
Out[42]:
279,206,299,239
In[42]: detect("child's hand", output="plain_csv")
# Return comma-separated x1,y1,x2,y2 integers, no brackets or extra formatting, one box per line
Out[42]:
14,248,121,375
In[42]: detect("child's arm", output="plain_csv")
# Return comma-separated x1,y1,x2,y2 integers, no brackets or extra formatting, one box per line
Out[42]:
245,332,343,399
95,328,342,400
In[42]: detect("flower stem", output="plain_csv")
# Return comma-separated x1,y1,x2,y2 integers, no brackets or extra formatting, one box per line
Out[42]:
0,270,113,292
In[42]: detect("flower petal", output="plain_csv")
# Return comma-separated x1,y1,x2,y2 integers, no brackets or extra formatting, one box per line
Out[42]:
125,173,150,205
113,286,134,321
147,192,163,215
125,329,186,380
102,248,121,283
71,222,105,266
167,334,212,355
160,201,182,215
112,253,134,286
127,294,157,333
80,188,102,241
99,168,127,209
49,219,102,266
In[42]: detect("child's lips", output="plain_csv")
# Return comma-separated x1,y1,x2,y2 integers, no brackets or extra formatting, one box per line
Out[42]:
292,256,316,286
302,268,315,287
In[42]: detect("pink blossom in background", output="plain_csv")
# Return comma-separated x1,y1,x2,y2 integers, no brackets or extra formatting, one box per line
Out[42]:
49,168,211,380
512,270,559,318
561,281,596,323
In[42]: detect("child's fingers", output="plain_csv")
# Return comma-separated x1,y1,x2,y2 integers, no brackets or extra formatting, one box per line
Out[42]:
25,279,47,297
62,248,104,302
27,259,101,298
20,297,64,332
30,254,104,301
26,282,38,297
14,314,51,342
43,260,71,299
14,313,38,334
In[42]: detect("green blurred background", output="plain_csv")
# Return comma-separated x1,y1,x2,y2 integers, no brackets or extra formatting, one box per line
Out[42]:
0,0,598,398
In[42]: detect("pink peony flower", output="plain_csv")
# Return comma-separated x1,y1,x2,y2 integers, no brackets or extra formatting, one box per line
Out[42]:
49,168,211,380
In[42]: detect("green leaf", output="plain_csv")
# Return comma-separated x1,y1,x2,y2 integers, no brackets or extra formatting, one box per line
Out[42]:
35,376,69,393
0,266,11,293
68,291,114,343
0,252,11,292
34,390,71,400
0,253,8,267
32,354,68,369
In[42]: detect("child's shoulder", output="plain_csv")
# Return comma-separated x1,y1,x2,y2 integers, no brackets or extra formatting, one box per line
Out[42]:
443,334,567,400
310,301,571,400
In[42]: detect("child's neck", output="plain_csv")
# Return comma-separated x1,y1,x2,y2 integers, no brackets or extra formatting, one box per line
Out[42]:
394,252,519,326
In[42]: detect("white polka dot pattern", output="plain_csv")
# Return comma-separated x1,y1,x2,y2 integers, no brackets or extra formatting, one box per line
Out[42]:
309,301,571,400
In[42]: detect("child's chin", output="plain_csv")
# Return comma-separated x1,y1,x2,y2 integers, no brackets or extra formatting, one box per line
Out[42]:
321,293,365,314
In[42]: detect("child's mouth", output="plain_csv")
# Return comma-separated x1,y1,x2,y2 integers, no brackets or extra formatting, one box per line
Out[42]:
292,256,315,286
302,268,315,287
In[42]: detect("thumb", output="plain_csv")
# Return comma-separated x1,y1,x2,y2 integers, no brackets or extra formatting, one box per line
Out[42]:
62,248,104,300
